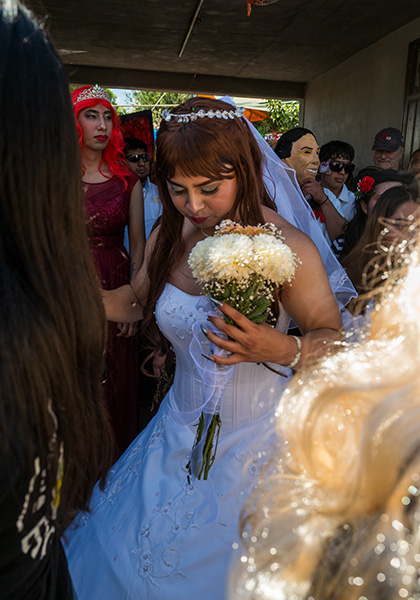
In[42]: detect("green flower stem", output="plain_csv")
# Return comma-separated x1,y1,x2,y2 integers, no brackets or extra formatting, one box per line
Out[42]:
189,276,278,481
186,414,205,482
195,413,205,442
240,279,260,314
197,413,221,480
223,284,232,300
203,415,221,480
188,413,222,481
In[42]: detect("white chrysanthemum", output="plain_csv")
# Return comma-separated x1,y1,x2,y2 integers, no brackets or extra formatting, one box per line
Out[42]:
206,234,255,281
188,237,214,280
252,234,296,284
188,226,297,286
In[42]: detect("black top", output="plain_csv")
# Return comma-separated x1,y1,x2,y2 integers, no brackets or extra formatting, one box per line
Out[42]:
0,442,73,600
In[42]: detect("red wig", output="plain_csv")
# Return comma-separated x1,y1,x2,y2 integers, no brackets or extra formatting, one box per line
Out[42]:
71,85,130,187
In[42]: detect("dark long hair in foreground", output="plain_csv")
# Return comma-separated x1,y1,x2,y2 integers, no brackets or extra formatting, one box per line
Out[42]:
0,1,114,524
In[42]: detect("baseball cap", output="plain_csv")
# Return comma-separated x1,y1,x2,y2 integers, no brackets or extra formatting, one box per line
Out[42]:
372,127,404,152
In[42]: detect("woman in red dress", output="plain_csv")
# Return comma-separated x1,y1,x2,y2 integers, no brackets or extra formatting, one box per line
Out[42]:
72,85,145,456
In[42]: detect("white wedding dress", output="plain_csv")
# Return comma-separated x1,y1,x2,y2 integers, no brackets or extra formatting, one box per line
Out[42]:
64,283,293,600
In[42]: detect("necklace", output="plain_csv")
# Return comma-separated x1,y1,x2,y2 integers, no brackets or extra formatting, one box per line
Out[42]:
199,228,211,238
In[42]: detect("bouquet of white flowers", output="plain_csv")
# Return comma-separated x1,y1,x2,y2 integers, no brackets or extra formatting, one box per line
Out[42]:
189,219,298,325
186,220,298,480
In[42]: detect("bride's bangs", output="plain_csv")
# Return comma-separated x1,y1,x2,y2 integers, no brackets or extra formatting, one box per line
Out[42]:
157,120,240,183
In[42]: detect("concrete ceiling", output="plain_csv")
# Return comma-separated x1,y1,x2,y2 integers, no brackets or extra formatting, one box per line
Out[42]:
31,0,420,98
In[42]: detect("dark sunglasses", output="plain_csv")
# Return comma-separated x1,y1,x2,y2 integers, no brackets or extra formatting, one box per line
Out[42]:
126,154,150,163
329,160,354,174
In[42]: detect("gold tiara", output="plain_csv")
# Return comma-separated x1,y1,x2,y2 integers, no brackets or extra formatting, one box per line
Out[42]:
73,84,111,106
161,107,246,123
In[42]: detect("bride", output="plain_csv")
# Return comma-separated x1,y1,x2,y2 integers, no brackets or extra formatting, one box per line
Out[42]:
64,97,353,599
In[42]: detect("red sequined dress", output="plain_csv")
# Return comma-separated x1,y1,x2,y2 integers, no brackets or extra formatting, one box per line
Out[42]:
83,172,139,455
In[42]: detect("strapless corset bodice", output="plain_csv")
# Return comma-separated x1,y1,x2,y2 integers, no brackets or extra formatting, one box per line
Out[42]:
155,283,292,433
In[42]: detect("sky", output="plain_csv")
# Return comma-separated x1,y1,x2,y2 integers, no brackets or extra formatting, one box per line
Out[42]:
110,88,132,107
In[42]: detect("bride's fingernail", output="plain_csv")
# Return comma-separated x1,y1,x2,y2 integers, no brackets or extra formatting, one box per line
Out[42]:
201,353,216,363
200,324,209,336
210,297,223,307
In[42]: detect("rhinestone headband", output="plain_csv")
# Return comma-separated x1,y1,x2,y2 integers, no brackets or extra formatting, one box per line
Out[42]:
161,107,246,123
73,84,112,106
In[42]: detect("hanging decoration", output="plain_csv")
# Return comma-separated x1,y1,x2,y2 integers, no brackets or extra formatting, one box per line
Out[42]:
246,0,280,17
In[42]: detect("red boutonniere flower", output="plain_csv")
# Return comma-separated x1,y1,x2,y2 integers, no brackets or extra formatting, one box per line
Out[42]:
358,176,375,192
355,175,375,199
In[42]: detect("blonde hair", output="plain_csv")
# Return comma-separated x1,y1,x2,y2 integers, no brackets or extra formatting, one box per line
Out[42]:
230,226,420,599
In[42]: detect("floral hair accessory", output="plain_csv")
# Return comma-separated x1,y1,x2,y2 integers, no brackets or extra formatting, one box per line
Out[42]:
355,175,375,199
319,161,331,175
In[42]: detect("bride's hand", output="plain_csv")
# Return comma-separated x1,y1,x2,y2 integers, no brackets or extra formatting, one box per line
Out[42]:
203,231,344,367
205,301,299,366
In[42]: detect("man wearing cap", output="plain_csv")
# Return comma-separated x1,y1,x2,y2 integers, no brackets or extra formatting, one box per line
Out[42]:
372,127,404,170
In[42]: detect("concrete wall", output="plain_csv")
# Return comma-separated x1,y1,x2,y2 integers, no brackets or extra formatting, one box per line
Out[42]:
303,17,420,170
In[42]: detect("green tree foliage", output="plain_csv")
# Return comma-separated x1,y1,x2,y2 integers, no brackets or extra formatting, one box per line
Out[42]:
124,90,193,125
256,100,300,139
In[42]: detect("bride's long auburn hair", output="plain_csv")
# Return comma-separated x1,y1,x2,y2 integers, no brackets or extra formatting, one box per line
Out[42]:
142,97,277,358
